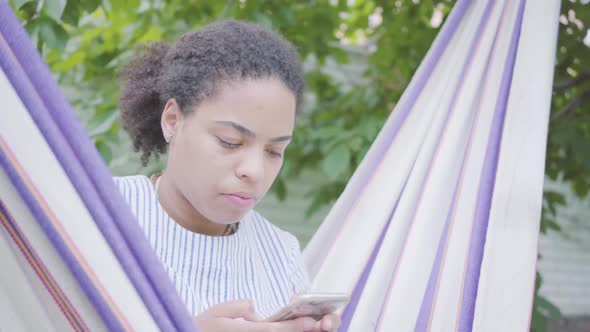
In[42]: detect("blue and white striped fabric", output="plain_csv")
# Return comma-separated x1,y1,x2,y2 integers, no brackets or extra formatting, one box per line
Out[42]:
113,175,309,318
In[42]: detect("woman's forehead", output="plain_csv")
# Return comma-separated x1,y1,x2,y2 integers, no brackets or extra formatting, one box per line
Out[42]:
191,78,297,135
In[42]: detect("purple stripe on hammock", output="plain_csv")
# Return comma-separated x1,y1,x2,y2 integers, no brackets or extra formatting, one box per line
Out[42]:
336,2,474,327
457,0,526,330
339,178,406,331
0,4,196,332
0,139,119,331
414,0,500,329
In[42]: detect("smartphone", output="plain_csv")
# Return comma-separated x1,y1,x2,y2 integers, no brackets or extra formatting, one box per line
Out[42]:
264,293,349,322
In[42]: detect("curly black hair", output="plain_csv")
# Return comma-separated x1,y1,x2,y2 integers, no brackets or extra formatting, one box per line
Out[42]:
118,20,305,165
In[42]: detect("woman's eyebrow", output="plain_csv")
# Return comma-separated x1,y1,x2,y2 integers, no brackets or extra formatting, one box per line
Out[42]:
214,121,291,142
269,136,292,143
215,121,255,137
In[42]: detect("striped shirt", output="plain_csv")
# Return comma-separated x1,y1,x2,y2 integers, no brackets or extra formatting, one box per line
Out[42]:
113,175,309,317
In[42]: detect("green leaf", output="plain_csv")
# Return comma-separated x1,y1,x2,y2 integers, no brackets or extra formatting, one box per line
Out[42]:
535,271,543,291
58,0,99,25
536,295,561,319
311,126,343,140
11,1,37,21
348,136,364,152
80,0,101,12
544,190,566,205
61,0,81,26
52,50,85,72
25,18,42,47
138,26,163,43
45,0,67,21
546,220,561,232
88,110,118,138
95,139,112,164
280,158,293,178
540,217,547,234
12,0,33,9
274,178,287,201
530,308,547,332
322,144,350,180
361,118,382,141
39,17,68,50
111,0,140,12
573,179,590,198
305,195,325,218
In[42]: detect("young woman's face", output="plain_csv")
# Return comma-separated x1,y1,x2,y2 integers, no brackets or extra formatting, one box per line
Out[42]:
164,78,296,224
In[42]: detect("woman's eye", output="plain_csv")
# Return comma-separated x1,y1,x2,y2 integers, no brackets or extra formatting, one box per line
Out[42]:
267,149,283,158
217,138,241,149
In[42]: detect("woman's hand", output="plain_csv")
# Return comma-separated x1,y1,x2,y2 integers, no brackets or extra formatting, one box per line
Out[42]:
194,300,321,332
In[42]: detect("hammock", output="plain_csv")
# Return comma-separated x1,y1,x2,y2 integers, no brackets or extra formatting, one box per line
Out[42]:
0,0,560,331
303,0,560,330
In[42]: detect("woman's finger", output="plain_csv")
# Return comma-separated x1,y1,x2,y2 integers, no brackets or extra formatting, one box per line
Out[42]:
202,299,260,320
321,313,340,331
272,316,317,332
230,317,317,332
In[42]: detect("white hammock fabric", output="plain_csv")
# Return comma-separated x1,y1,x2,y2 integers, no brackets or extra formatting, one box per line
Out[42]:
0,0,560,331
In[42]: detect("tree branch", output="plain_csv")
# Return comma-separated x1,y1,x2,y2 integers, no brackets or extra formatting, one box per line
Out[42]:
553,69,590,92
551,88,590,123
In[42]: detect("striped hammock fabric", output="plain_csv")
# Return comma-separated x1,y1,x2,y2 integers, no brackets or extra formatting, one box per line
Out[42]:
0,0,559,331
0,1,195,331
304,0,560,331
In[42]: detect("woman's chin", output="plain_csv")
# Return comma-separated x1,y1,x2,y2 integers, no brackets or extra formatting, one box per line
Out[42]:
208,210,249,225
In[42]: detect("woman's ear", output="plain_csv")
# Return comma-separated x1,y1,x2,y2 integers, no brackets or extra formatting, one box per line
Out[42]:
161,98,182,143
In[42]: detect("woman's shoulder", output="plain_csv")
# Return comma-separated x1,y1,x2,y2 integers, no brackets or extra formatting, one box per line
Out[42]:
112,175,153,199
112,175,159,223
112,174,150,188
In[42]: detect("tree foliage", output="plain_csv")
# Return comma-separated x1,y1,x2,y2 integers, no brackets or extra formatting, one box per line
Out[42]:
8,1,590,331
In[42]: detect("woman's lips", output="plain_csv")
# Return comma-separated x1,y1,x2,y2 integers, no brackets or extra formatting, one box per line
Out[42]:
221,193,257,209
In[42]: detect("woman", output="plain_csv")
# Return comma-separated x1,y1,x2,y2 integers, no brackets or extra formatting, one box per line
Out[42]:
114,20,340,331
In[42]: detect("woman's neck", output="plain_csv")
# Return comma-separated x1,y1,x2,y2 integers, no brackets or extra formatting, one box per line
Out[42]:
154,173,227,236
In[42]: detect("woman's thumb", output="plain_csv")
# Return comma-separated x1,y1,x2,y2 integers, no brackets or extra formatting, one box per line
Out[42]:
206,300,260,321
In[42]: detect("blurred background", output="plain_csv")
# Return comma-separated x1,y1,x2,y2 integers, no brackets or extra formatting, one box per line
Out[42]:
8,0,589,331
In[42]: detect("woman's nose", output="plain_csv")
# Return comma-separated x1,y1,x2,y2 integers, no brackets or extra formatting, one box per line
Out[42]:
235,150,265,183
